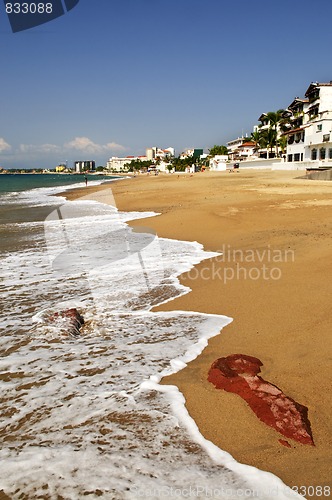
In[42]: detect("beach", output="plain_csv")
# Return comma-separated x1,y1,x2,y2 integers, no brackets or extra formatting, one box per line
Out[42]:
64,169,332,496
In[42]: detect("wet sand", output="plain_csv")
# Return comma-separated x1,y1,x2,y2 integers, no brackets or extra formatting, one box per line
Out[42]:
62,170,332,497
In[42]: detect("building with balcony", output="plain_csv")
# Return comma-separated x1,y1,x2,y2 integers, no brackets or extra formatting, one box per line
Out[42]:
227,136,256,161
284,82,332,164
146,147,175,161
107,146,175,172
106,156,148,172
179,148,203,160
74,161,95,173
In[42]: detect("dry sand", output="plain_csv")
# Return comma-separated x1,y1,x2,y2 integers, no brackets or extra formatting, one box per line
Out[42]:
63,170,332,496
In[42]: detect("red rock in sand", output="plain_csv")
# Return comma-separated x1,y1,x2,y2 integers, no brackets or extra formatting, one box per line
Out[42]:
208,354,314,446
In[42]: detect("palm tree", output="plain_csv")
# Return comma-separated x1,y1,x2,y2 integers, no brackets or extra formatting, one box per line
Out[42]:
277,135,288,156
208,145,229,156
251,131,261,152
265,109,285,157
264,128,277,158
250,129,268,157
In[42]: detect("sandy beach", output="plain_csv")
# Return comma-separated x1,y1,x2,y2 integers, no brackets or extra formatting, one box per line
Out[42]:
63,170,332,497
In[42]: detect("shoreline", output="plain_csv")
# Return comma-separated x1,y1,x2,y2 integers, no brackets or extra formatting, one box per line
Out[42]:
59,170,332,496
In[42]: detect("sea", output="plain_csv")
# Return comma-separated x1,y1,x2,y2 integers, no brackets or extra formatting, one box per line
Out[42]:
0,174,301,499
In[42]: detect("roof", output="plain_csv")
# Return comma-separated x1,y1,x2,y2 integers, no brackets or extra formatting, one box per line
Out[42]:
239,141,255,148
305,81,332,97
288,97,309,109
281,126,306,136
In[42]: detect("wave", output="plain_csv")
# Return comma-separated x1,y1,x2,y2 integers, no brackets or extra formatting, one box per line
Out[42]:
0,184,301,499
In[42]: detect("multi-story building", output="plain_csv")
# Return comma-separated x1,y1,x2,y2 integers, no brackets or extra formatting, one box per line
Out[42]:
107,147,175,172
281,98,309,162
227,136,256,161
179,148,203,160
75,161,95,173
283,82,332,165
146,147,175,161
106,156,148,172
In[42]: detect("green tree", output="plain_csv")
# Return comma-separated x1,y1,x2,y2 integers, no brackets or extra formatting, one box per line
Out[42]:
208,145,228,156
126,159,153,172
250,129,268,156
261,128,277,158
170,155,194,171
251,130,262,152
277,135,288,155
264,109,285,157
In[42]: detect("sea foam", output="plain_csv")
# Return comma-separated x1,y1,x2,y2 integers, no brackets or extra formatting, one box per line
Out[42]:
0,184,302,499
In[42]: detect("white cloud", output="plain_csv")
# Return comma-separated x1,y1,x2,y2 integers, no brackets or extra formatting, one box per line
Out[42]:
64,137,126,154
0,138,11,152
8,138,126,164
104,141,127,151
19,143,61,154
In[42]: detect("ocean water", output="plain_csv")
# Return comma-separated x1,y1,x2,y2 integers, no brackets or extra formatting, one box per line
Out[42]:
0,177,301,499
0,173,112,195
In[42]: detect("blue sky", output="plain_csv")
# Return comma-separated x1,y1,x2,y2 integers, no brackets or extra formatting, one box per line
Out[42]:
1,0,332,169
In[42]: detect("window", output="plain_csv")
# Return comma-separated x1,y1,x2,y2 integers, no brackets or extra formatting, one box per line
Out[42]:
317,124,322,132
294,153,301,162
323,134,330,142
311,149,317,160
310,107,319,119
329,149,332,159
287,154,293,162
320,148,326,160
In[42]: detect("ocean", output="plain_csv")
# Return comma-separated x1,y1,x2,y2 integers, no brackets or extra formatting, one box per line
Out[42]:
0,175,301,499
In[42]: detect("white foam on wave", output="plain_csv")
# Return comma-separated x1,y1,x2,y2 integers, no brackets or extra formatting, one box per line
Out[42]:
0,187,302,499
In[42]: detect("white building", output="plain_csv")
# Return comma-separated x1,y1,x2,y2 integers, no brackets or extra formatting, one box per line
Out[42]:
180,148,194,159
284,82,332,165
106,156,147,172
227,136,256,161
209,155,228,171
74,161,95,172
146,147,175,161
107,146,175,172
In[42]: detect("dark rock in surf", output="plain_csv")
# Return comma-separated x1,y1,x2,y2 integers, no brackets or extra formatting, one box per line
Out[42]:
48,308,84,336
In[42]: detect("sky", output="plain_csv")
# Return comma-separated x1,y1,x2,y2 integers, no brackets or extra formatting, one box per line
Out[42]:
1,0,332,169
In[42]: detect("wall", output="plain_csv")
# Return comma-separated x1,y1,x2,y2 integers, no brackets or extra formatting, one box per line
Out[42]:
239,158,282,169
306,168,332,180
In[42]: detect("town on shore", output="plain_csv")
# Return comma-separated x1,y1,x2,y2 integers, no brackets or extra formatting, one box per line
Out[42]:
2,80,332,177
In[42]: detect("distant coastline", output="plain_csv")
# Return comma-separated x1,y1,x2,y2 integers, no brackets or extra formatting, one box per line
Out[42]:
0,170,116,175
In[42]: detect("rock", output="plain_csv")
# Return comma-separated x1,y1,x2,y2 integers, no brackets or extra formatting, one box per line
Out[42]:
208,354,314,446
47,308,84,336
279,439,292,448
